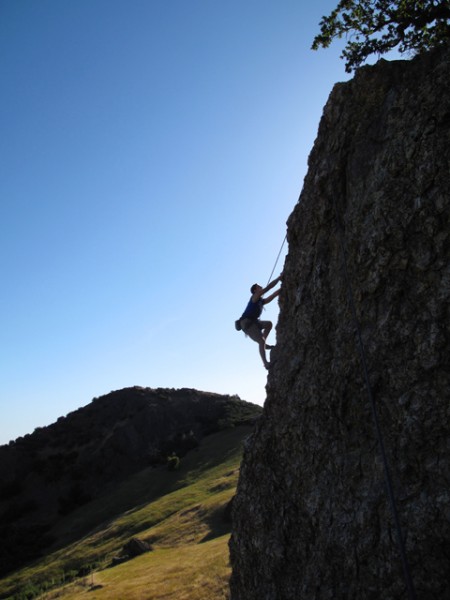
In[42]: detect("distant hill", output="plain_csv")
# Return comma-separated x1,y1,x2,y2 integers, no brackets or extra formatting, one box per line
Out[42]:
0,423,255,600
0,387,261,580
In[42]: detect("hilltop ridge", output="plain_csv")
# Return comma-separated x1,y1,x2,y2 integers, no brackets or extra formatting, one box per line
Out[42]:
0,386,261,578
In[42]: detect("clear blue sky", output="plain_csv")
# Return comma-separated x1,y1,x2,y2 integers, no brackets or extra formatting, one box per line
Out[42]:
0,0,353,445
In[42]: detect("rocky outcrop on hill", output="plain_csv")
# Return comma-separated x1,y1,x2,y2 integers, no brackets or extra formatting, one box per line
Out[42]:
230,45,450,599
0,387,261,576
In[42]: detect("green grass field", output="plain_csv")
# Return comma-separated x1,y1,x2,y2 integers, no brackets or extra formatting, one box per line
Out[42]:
0,425,252,600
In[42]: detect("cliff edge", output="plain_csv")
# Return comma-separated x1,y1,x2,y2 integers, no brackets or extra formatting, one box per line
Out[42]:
230,45,450,599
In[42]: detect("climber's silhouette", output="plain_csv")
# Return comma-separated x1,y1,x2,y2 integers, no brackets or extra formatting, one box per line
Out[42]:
237,274,282,369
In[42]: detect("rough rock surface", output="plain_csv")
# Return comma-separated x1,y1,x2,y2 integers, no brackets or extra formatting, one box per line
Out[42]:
123,537,152,557
230,45,450,600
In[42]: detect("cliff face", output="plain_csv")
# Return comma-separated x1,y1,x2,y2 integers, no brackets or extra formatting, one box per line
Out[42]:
230,46,450,600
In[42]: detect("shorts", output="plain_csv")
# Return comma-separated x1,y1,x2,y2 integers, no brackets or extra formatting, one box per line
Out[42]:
240,318,271,344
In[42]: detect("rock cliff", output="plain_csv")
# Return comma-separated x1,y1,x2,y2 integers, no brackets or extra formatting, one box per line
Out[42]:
230,45,450,599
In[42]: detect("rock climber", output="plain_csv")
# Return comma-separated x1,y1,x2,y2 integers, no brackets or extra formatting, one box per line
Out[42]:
238,274,283,369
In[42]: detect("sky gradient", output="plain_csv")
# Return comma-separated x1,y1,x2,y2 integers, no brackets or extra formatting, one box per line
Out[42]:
0,0,358,444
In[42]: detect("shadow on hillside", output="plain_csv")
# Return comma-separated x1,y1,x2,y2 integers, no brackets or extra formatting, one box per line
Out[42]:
200,496,233,543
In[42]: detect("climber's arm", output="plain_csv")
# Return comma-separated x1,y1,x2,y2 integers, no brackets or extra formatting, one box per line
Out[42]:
261,274,282,295
262,288,281,305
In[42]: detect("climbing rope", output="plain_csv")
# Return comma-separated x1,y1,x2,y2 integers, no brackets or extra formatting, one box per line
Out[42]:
332,196,417,600
266,233,287,287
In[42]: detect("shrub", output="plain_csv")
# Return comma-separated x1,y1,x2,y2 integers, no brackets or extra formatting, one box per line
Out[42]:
167,454,180,471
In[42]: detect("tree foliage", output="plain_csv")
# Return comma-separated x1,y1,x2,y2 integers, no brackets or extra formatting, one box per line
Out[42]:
312,0,450,72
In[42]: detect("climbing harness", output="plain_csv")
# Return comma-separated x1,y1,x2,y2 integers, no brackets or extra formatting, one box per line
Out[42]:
266,233,287,286
332,196,417,600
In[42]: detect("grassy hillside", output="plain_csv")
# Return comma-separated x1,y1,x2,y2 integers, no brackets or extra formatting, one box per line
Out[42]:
0,388,261,579
0,425,254,600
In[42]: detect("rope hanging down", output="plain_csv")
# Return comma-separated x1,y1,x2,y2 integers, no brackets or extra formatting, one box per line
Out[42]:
332,196,417,600
266,234,287,287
